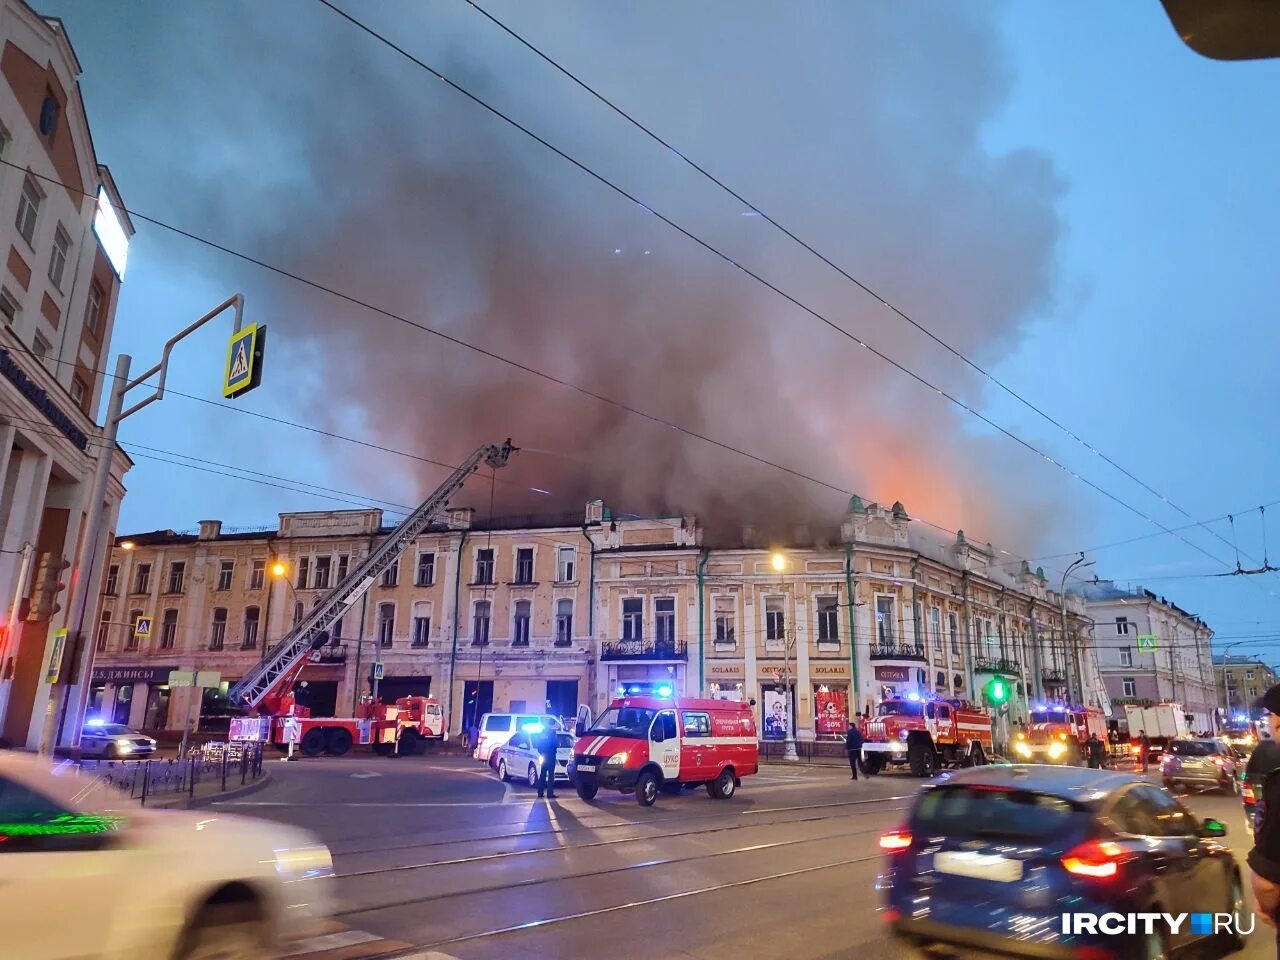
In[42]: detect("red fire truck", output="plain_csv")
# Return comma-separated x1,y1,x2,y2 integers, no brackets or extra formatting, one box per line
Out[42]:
859,695,993,777
571,695,758,806
1011,703,1107,765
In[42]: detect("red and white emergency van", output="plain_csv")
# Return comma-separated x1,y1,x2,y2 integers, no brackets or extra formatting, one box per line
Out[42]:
571,696,758,806
859,696,993,777
1012,703,1107,764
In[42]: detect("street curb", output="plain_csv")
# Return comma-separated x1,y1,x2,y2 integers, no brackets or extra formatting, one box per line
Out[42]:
145,767,274,810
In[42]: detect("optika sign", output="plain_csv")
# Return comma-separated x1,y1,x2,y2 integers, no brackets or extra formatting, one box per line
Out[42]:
1061,913,1255,937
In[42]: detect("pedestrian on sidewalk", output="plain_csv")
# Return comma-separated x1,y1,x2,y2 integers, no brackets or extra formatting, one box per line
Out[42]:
1138,730,1150,773
534,724,559,799
845,720,865,781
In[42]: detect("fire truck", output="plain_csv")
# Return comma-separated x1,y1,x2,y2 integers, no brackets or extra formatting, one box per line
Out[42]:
226,440,516,757
859,695,993,777
1011,703,1107,765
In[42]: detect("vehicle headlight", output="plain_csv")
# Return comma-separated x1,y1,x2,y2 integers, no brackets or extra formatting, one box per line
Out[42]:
898,730,910,742
274,843,334,882
606,752,629,766
1048,742,1067,760
1015,742,1032,758
115,739,134,752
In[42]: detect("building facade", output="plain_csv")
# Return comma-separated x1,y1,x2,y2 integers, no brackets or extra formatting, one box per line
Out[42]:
1084,580,1217,732
0,1,132,748
91,497,1103,745
1214,655,1277,719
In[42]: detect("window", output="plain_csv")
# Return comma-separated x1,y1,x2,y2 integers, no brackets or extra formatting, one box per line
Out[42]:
555,599,573,646
216,560,234,591
124,609,142,650
515,548,534,584
622,597,644,642
209,608,227,650
1122,677,1137,698
95,608,111,651
15,176,39,245
378,602,395,647
513,599,531,646
556,546,576,582
948,612,959,655
166,561,185,593
411,600,431,647
69,375,86,409
133,563,151,594
655,598,675,645
817,596,839,645
240,607,258,649
475,548,494,584
930,607,942,652
293,601,303,627
1119,647,1133,667
875,596,895,644
380,560,398,588
337,554,349,582
1116,617,1130,636
714,596,736,648
332,615,344,640
472,600,491,646
104,564,119,596
159,609,178,649
48,225,70,290
0,288,17,324
84,281,104,336
32,332,50,366
416,551,435,586
296,557,310,589
312,555,331,589
682,711,711,738
249,559,265,589
1251,686,1259,698
765,597,785,648
1247,670,1256,680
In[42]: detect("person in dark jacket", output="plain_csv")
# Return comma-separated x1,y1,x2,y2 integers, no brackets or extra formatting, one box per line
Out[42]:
534,724,559,799
1246,733,1280,837
845,721,865,780
1249,686,1280,943
1138,731,1150,773
1086,732,1105,769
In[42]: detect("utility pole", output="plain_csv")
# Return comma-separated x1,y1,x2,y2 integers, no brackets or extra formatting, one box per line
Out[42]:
771,551,798,761
1060,554,1094,706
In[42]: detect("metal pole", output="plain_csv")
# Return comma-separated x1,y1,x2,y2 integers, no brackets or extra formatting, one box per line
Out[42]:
781,565,798,762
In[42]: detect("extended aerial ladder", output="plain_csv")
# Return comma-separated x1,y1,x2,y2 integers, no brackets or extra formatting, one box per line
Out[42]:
229,440,517,715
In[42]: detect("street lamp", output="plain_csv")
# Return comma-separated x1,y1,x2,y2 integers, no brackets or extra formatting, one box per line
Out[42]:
1060,554,1095,706
263,559,300,661
770,550,799,762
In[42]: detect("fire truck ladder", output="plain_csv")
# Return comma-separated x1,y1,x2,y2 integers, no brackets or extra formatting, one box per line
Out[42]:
228,440,517,711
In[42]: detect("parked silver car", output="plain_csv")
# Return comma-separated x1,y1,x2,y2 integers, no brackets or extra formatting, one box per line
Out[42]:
493,729,573,787
1161,737,1240,793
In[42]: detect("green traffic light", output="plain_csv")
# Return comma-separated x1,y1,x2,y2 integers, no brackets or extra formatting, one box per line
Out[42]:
987,678,1009,704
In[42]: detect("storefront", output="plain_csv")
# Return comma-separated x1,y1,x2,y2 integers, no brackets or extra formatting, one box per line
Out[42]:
706,662,746,702
89,665,180,730
759,683,793,741
811,663,851,739
872,664,927,701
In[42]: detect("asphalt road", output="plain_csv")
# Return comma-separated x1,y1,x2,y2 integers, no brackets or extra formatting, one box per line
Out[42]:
212,755,1273,960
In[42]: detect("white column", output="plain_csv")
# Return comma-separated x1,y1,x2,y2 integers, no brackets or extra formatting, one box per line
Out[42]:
795,589,813,740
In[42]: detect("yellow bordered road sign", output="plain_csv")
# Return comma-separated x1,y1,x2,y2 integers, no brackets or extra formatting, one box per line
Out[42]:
223,322,266,398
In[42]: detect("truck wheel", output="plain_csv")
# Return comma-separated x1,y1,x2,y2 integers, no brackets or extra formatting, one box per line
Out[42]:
398,729,419,756
635,769,660,807
325,728,352,756
577,778,599,801
862,754,883,776
299,729,326,757
711,767,736,799
908,742,935,778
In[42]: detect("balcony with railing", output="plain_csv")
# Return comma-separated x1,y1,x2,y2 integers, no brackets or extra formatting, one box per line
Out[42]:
1041,667,1067,683
974,656,1021,676
309,642,348,665
868,642,926,662
600,638,688,661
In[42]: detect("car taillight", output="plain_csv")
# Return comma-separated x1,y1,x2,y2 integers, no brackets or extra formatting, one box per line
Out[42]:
879,828,913,852
1062,840,1123,879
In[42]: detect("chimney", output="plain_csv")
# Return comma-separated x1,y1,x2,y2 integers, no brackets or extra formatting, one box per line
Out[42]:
446,507,474,530
198,520,222,541
584,499,605,525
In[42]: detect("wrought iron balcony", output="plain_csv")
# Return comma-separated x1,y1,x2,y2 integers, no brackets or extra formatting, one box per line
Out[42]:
600,638,688,661
1041,667,1067,683
974,656,1021,676
869,642,927,662
309,642,348,665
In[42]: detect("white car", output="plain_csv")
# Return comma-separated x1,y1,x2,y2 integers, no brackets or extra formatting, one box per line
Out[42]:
0,751,332,959
494,729,573,787
79,720,157,760
473,712,563,761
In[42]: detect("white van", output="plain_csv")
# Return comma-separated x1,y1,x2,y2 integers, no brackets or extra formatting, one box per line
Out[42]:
474,712,562,761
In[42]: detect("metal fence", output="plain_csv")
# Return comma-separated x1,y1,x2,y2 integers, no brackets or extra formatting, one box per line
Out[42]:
73,741,265,806
759,739,848,763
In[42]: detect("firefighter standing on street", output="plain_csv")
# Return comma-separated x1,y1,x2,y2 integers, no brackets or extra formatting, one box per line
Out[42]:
534,724,559,799
1085,731,1105,769
845,720,865,780
1248,685,1280,946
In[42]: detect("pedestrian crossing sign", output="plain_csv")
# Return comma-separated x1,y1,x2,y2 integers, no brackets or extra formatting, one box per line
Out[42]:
1136,634,1158,652
134,615,152,639
222,322,266,398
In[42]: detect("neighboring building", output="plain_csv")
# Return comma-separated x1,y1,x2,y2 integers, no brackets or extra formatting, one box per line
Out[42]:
91,497,1101,744
0,1,132,748
1214,655,1277,719
1084,580,1216,732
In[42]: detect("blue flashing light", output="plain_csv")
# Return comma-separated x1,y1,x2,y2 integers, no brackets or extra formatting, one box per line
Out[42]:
85,717,105,728
906,691,921,702
655,684,673,698
521,722,544,734
1235,713,1250,723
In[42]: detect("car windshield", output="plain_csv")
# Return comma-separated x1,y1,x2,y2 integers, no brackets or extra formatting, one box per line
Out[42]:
1169,740,1216,756
1031,711,1070,725
912,785,1090,841
85,723,133,736
589,707,657,739
877,701,923,717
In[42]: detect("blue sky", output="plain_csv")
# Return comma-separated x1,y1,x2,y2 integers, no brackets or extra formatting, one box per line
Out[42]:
40,1,1280,664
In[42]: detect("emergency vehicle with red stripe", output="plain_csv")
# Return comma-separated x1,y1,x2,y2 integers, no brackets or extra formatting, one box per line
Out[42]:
859,694,993,777
572,695,758,806
1011,703,1106,764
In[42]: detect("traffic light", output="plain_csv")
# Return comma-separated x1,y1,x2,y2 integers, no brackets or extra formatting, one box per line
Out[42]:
984,677,1010,707
26,554,70,622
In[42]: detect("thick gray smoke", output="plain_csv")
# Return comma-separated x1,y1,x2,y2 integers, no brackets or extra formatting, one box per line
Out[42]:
52,0,1071,549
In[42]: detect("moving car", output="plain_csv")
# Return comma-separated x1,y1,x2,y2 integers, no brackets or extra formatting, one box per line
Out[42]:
1,751,333,959
79,720,157,760
880,765,1242,960
494,728,573,787
473,712,562,761
1161,738,1240,794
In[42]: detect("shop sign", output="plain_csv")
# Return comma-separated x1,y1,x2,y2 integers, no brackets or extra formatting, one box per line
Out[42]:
874,665,911,683
811,664,848,677
0,347,88,450
707,662,744,677
91,664,180,684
